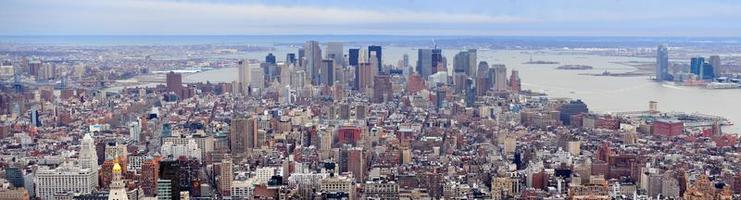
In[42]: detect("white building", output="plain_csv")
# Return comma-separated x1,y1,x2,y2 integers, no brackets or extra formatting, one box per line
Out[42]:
129,120,142,143
79,133,98,171
230,180,253,199
35,162,98,200
108,161,129,200
160,139,201,161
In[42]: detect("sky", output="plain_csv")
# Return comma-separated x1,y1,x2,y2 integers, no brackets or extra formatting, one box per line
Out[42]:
1,0,741,36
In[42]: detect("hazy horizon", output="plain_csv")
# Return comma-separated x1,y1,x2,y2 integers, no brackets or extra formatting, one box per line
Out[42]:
3,0,741,37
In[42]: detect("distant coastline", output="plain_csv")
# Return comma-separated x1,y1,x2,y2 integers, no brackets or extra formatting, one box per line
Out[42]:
556,65,593,70
523,60,560,64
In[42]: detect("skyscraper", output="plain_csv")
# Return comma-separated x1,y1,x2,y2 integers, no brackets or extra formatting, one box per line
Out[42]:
348,48,360,67
708,55,721,77
491,64,508,91
166,71,183,97
265,53,276,65
509,70,522,92
368,45,382,72
230,117,256,157
326,42,344,67
218,157,233,196
416,48,442,78
238,60,250,95
79,133,99,178
656,45,669,81
373,74,393,103
453,49,477,77
357,62,372,92
690,57,704,78
286,53,296,65
322,59,335,86
453,51,470,74
304,41,323,85
467,49,477,77
690,57,715,80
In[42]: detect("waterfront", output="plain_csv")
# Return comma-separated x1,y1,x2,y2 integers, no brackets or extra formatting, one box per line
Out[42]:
180,47,741,133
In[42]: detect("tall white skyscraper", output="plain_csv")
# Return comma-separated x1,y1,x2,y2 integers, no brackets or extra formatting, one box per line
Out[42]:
79,133,99,187
238,60,251,94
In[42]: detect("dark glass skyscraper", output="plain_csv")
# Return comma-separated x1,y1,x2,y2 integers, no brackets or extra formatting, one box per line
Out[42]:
348,48,359,66
286,53,296,65
690,57,715,80
368,45,382,72
265,53,276,64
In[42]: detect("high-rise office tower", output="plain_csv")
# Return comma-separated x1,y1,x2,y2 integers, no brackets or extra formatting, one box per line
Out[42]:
373,74,393,103
453,49,477,77
467,49,477,77
348,48,360,66
690,57,715,80
358,62,373,92
418,48,444,76
166,71,183,97
158,160,181,200
230,117,257,157
265,53,276,65
218,157,233,196
304,41,323,85
690,57,704,78
509,70,521,92
322,59,335,86
453,72,468,94
298,48,305,67
238,60,250,94
347,147,366,181
368,45,382,72
79,133,98,170
140,157,160,197
286,53,296,65
129,120,141,143
349,48,361,90
476,61,490,95
491,64,508,91
326,42,344,67
402,54,410,68
465,78,476,107
250,66,265,91
708,55,721,77
656,45,669,81
453,51,470,74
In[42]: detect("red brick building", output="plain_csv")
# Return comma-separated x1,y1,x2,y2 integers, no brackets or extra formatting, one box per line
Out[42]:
653,119,684,137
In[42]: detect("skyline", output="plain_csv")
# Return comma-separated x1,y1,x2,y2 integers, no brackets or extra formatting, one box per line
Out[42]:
2,0,741,36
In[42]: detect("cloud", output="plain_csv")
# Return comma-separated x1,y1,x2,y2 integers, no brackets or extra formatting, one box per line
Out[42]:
0,0,532,35
1,0,740,36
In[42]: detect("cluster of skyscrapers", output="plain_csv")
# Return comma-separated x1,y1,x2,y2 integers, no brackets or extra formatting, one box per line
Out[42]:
655,44,722,82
